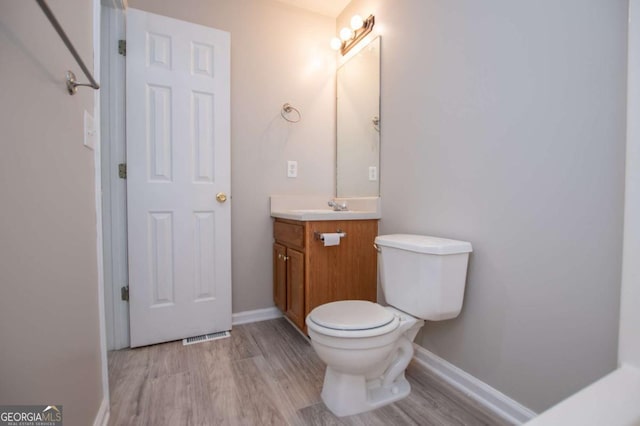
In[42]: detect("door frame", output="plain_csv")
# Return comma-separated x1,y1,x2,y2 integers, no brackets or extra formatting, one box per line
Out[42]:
101,1,129,350
93,0,110,421
619,0,640,368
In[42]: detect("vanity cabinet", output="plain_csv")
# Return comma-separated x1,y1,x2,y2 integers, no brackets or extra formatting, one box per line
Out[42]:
273,218,378,333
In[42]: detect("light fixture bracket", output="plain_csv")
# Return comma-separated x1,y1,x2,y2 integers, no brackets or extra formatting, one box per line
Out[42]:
341,15,375,56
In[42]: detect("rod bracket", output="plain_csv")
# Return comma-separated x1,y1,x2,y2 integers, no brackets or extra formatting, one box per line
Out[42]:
66,71,96,96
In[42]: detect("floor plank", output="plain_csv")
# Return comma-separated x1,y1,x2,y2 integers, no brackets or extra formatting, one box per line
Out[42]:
108,318,511,426
247,320,325,410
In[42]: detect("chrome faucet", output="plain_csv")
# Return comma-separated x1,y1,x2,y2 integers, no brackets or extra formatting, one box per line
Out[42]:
328,199,348,211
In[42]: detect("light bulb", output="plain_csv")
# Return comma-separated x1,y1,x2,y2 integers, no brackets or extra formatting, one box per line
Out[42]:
350,15,364,30
339,27,354,41
330,37,342,51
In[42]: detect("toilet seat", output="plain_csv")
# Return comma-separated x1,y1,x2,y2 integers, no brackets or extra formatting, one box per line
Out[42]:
307,300,399,338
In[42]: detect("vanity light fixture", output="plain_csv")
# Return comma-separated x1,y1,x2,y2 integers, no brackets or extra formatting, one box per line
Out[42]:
330,14,375,56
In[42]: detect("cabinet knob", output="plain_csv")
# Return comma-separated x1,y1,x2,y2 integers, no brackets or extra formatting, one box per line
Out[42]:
283,255,289,261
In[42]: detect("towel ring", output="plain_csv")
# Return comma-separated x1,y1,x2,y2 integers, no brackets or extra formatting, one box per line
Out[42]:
281,103,301,123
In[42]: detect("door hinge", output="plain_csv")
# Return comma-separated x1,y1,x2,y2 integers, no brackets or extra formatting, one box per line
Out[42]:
118,163,127,179
118,39,126,56
121,286,129,301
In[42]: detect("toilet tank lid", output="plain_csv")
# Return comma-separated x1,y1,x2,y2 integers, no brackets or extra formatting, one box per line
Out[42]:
375,234,472,255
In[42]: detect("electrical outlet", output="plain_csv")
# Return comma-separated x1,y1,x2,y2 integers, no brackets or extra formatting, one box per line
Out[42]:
369,166,378,181
287,160,298,178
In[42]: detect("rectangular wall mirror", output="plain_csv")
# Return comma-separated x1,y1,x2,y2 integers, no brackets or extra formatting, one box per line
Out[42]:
336,36,381,197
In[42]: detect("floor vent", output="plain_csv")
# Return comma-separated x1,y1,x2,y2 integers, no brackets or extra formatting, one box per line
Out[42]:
183,331,230,346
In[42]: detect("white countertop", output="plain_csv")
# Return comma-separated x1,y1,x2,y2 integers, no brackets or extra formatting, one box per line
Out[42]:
270,195,381,221
271,209,381,221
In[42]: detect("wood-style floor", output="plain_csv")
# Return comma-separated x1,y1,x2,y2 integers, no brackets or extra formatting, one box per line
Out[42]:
108,318,511,426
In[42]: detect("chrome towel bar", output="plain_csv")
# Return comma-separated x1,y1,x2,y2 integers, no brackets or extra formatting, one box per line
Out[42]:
36,0,100,95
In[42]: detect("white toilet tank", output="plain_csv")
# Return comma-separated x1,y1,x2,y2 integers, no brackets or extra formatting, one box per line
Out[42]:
375,234,472,321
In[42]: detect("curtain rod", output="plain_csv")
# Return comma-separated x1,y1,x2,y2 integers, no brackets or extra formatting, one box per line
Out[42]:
35,0,100,95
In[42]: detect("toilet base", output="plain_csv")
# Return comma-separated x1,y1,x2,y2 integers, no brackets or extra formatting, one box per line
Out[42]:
321,367,412,417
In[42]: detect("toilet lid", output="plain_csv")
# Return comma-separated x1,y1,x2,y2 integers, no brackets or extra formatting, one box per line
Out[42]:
308,300,395,331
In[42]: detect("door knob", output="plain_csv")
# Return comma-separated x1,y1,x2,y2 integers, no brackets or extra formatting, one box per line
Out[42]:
216,192,228,203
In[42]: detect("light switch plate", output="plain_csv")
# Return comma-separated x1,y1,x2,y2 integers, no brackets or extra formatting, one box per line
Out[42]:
84,110,96,150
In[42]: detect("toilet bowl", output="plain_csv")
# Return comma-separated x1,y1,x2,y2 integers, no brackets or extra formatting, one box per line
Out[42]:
306,234,472,417
306,301,424,417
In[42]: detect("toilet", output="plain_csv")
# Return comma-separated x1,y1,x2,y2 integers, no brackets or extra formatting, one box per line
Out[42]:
305,234,473,417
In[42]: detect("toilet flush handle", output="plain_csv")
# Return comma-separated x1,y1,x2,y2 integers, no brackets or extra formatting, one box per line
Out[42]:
373,243,381,253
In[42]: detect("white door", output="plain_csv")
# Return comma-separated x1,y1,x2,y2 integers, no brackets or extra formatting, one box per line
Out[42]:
126,8,231,347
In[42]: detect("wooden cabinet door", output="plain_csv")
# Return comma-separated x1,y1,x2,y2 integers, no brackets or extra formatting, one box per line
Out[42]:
286,248,305,330
273,243,287,312
305,220,378,314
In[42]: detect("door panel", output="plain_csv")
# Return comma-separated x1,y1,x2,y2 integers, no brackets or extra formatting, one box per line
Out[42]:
273,243,287,313
287,248,305,330
126,8,231,347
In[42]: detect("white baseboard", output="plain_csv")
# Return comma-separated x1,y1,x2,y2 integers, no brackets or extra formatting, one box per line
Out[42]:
232,307,283,326
412,344,536,425
93,397,110,426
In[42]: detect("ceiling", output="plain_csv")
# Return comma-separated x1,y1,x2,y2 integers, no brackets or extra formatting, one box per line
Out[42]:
273,0,351,18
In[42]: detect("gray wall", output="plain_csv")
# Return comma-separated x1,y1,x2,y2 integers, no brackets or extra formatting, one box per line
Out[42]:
339,0,627,413
0,1,103,424
129,0,336,313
